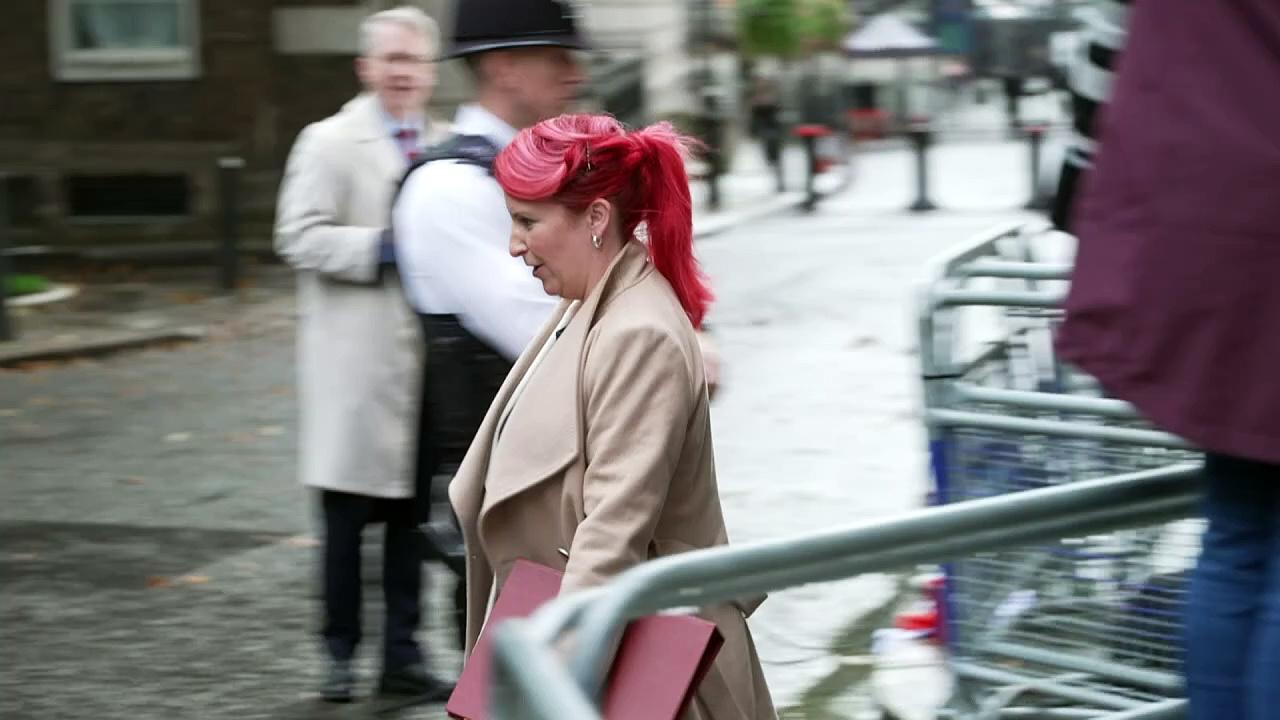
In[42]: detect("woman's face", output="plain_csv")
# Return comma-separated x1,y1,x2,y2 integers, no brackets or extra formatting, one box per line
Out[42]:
506,196,598,300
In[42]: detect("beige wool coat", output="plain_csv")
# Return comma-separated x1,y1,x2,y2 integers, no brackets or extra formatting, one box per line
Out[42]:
274,93,447,498
449,240,777,719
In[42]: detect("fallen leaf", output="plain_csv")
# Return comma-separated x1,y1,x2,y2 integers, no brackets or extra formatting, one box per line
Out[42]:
121,476,146,486
171,291,208,305
164,432,192,443
146,575,172,589
179,575,211,585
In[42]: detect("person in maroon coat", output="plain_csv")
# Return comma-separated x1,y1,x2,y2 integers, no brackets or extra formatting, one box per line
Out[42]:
1055,2,1280,717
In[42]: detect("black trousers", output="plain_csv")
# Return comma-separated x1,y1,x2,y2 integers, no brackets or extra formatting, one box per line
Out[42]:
417,314,513,650
321,489,424,670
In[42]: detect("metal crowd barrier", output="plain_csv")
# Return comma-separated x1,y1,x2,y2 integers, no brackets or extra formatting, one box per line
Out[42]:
487,223,1203,719
919,223,1202,719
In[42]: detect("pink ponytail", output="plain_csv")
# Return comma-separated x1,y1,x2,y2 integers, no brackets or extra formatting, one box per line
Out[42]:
494,114,713,329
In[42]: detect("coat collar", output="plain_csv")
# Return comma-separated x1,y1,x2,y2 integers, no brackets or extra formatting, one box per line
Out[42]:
450,239,655,529
341,93,447,176
337,93,406,181
345,93,416,141
452,103,520,150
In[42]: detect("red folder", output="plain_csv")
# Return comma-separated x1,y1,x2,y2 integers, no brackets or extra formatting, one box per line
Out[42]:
447,559,723,720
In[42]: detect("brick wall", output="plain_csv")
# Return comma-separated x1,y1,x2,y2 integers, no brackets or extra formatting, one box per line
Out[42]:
0,0,362,246
0,0,694,248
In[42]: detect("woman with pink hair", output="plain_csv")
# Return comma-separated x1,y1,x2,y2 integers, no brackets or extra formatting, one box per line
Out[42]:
447,114,777,719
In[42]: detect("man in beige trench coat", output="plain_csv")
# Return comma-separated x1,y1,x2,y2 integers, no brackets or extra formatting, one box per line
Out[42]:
273,6,452,704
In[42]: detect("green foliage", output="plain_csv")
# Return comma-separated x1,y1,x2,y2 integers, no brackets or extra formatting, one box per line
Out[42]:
738,0,854,58
738,0,802,58
4,274,50,297
798,0,853,52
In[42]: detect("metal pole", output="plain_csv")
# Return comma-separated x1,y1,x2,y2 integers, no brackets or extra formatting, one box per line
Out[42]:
955,258,1072,280
925,408,1191,449
952,662,1142,711
1094,699,1188,720
802,135,818,212
492,621,601,720
1025,125,1050,210
703,110,722,212
909,127,937,212
0,179,14,342
217,156,245,293
696,0,723,213
773,137,785,193
566,464,1201,696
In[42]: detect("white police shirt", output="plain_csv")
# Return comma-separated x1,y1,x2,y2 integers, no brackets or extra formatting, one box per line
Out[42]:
393,104,558,362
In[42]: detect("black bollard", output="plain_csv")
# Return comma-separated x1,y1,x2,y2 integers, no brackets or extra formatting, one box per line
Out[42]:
793,125,830,213
908,128,937,212
765,132,784,193
0,182,13,342
703,112,724,212
802,135,820,212
706,147,722,212
216,157,245,293
1025,125,1051,211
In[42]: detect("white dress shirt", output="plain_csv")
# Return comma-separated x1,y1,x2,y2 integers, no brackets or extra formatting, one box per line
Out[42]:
393,104,559,362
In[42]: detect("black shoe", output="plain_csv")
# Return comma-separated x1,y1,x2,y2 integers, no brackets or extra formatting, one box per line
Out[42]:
377,663,455,699
321,659,356,704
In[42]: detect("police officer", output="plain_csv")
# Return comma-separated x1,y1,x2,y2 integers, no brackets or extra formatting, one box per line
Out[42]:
391,0,589,652
395,0,588,357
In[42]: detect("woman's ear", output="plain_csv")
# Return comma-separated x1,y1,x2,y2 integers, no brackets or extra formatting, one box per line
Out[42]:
587,198,612,238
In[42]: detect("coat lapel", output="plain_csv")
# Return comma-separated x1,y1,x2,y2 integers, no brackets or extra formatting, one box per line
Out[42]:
478,308,586,518
345,93,409,183
449,302,568,536
473,240,655,524
449,301,569,652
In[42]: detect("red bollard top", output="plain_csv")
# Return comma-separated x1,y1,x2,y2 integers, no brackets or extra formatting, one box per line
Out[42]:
792,124,832,138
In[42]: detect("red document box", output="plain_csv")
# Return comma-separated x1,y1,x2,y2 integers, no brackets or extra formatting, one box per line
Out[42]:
448,559,722,720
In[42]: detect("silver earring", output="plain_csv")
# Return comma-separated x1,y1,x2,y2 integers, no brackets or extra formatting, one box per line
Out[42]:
591,233,602,249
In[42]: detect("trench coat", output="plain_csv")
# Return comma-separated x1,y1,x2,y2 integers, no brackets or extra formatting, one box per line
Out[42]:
274,93,447,497
449,240,777,719
1055,0,1280,464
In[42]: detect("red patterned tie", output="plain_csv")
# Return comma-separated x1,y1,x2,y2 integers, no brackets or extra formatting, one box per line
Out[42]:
395,127,419,161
